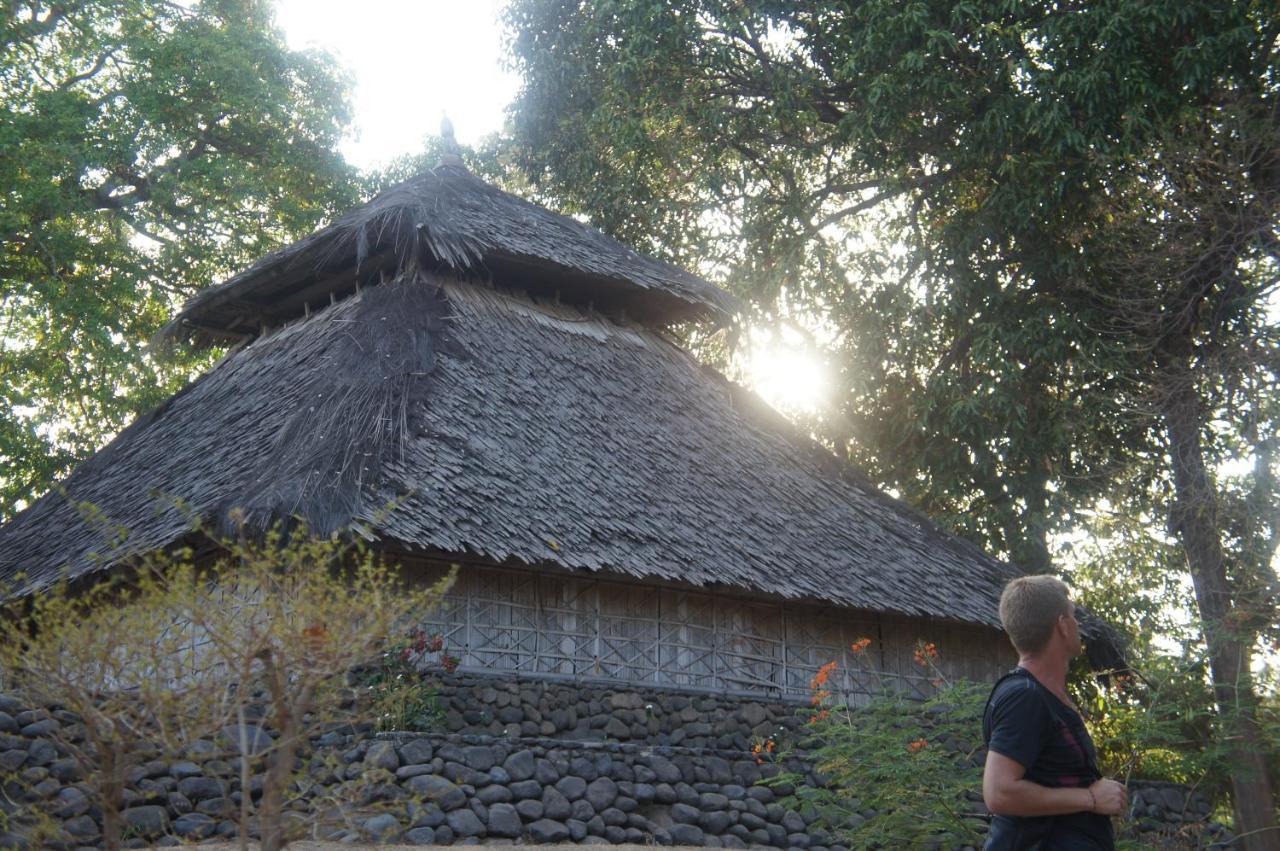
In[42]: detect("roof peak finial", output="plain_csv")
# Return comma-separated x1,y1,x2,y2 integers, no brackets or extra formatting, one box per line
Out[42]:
438,112,466,170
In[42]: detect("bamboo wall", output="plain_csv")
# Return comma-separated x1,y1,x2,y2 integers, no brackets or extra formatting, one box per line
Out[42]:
408,561,1016,702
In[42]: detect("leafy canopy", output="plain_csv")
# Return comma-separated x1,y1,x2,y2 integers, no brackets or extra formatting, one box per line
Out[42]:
0,0,358,516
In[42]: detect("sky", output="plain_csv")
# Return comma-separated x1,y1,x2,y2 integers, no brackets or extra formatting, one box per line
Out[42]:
272,0,831,417
274,0,519,170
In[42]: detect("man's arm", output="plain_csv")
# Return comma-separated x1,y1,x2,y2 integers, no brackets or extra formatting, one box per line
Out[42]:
983,751,1128,817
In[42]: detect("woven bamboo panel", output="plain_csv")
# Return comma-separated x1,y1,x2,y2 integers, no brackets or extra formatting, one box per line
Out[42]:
411,562,1009,700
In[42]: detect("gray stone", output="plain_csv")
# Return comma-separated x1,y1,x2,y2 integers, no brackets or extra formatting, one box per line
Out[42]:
654,782,677,804
534,758,559,785
167,791,192,815
362,813,402,842
702,810,732,834
122,805,169,837
542,786,573,820
177,776,225,801
488,765,511,785
403,826,436,845
615,795,638,813
0,714,15,735
741,703,768,726
447,808,486,837
19,719,59,737
510,779,542,800
585,776,618,811
218,724,270,755
567,818,589,841
633,782,656,803
478,783,512,804
396,763,434,780
783,810,807,833
672,802,701,824
600,807,626,827
168,761,202,780
173,812,217,839
746,785,774,803
528,819,570,842
788,832,812,847
555,775,587,801
365,741,401,771
586,814,606,836
443,761,488,787
25,739,55,766
408,801,446,828
569,756,598,782
0,750,26,772
604,824,627,843
30,776,59,798
502,749,535,782
398,739,434,766
0,696,19,714
195,796,233,817
47,758,79,783
0,832,28,850
702,792,730,810
571,798,595,821
406,774,467,811
487,802,522,837
515,798,544,820
604,717,630,739
63,813,100,840
462,745,495,771
53,786,89,818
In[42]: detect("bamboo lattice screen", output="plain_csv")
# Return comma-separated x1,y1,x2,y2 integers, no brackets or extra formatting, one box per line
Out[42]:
411,563,1014,701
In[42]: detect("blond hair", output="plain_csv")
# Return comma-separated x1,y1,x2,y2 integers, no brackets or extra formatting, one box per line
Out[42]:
999,575,1071,655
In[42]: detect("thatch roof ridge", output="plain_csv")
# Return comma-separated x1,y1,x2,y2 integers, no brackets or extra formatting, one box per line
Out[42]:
162,165,738,343
0,274,1020,628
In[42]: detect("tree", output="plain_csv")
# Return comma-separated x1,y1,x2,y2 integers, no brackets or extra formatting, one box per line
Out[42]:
0,517,454,851
505,0,1280,840
0,0,358,517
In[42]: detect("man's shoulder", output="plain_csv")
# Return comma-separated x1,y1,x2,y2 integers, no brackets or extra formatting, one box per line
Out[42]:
984,670,1052,737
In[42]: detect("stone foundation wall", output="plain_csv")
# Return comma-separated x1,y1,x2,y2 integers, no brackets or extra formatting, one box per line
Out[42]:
431,673,805,749
0,683,1232,850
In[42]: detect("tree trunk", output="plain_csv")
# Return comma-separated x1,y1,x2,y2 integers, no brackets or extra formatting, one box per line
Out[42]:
1160,364,1278,850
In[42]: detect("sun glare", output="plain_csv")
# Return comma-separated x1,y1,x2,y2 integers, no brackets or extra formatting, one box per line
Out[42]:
739,330,829,416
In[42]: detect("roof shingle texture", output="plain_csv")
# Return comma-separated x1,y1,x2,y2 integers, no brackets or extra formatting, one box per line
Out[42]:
0,275,1018,626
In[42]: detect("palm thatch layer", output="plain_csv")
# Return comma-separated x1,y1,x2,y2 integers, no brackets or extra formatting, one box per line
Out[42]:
0,274,1020,626
162,164,737,343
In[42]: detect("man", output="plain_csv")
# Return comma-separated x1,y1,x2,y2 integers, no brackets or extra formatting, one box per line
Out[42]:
982,575,1128,849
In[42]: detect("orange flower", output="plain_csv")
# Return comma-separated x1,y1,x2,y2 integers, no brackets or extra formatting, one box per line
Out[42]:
907,738,928,754
850,637,872,653
808,709,831,725
810,689,831,706
913,640,939,667
810,660,838,689
766,740,776,753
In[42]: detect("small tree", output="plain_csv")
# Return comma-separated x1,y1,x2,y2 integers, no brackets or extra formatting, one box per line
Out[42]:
0,519,454,851
187,522,455,851
0,555,239,850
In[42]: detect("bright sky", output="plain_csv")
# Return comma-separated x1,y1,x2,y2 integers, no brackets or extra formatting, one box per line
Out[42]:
274,0,519,170
271,0,831,416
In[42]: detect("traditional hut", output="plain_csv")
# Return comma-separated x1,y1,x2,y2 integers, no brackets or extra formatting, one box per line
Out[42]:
0,160,1073,703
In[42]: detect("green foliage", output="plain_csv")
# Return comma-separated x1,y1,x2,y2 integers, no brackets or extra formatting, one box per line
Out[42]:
0,0,358,517
506,0,1280,831
361,627,456,732
770,682,989,850
0,516,453,851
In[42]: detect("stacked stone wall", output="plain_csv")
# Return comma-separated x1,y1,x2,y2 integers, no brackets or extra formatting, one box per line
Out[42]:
0,680,1232,849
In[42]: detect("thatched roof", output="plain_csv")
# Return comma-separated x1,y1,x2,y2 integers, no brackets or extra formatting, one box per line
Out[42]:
0,272,1023,627
161,164,737,343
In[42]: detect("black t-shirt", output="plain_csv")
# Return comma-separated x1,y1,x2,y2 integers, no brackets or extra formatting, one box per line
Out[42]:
982,668,1114,850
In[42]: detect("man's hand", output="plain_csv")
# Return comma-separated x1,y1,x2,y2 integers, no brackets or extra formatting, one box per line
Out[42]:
1088,778,1128,816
